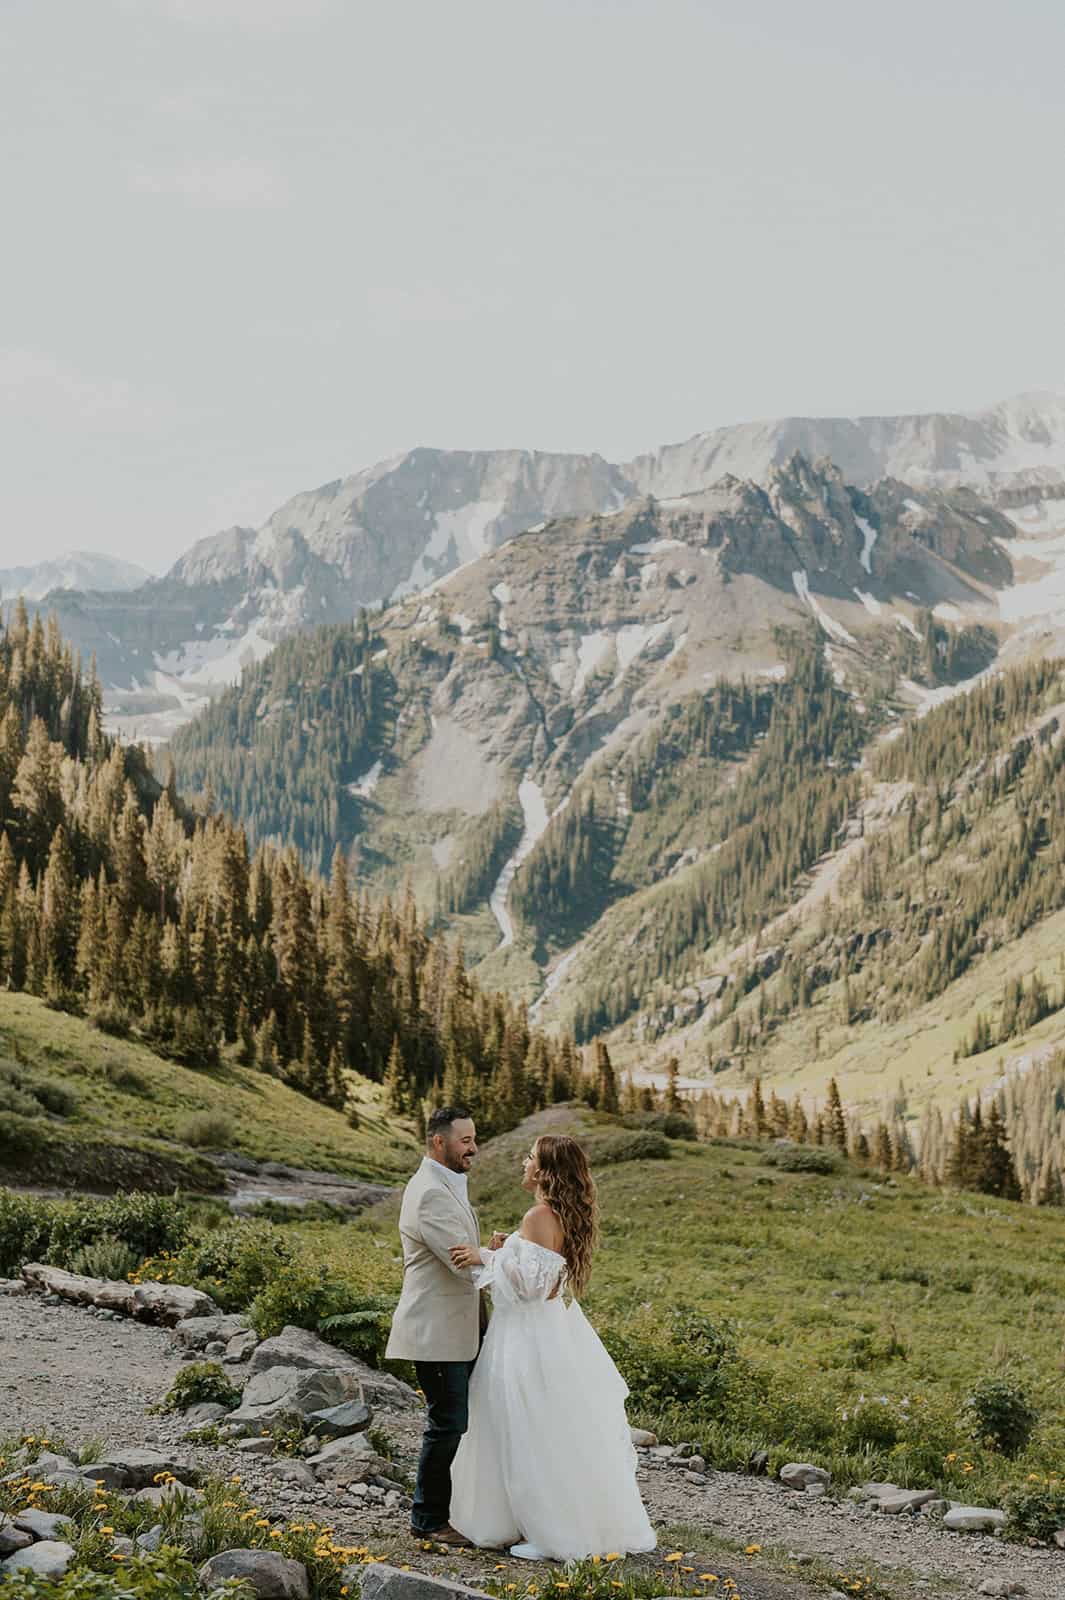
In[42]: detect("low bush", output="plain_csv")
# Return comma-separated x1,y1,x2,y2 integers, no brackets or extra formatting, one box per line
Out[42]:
46,1193,193,1268
160,1361,241,1415
165,1220,295,1312
0,1058,78,1119
585,1129,671,1166
68,1233,142,1282
620,1111,698,1140
764,1145,840,1175
175,1111,235,1150
1003,1473,1065,1541
603,1304,743,1409
961,1374,1038,1457
0,1188,52,1276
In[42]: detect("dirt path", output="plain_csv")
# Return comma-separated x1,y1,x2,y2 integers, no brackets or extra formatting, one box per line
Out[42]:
2,1287,1059,1600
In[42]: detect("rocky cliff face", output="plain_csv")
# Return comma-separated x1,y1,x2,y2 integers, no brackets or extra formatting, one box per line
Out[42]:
35,392,1065,742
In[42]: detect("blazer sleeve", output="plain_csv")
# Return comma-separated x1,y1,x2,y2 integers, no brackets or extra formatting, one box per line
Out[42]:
417,1188,479,1280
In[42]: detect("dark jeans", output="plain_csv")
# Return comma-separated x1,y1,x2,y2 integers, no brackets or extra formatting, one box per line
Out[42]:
411,1358,476,1533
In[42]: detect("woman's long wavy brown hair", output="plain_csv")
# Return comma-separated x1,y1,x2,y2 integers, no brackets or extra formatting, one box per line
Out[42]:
533,1134,600,1298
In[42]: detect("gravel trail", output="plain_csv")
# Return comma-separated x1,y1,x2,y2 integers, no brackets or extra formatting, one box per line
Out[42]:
2,1289,1060,1600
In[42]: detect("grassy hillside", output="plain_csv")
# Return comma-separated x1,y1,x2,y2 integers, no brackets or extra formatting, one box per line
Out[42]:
0,993,416,1190
282,1106,1065,1513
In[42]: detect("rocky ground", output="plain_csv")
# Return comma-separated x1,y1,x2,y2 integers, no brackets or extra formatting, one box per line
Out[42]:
1,1285,1060,1600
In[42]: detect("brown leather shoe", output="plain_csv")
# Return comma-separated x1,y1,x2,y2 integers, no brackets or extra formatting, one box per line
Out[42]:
413,1525,472,1548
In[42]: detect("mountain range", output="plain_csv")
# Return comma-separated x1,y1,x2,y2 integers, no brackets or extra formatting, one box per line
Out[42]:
0,551,151,602
31,391,1065,743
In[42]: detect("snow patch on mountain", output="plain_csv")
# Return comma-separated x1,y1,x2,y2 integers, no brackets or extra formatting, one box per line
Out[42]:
856,517,878,575
791,570,858,646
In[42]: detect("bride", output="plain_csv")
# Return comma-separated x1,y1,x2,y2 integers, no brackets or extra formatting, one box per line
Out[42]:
447,1134,656,1561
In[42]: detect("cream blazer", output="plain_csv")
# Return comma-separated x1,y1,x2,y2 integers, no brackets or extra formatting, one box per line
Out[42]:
385,1158,483,1362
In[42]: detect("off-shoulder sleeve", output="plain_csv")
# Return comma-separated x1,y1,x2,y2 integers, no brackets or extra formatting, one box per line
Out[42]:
472,1235,565,1304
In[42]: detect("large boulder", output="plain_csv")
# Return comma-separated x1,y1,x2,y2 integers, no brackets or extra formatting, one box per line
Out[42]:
174,1313,251,1350
249,1326,361,1374
354,1563,490,1600
199,1549,311,1600
249,1326,419,1409
227,1365,364,1431
2,1540,76,1579
19,1263,218,1324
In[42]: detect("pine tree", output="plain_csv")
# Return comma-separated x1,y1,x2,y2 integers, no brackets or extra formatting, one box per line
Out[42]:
596,1040,619,1114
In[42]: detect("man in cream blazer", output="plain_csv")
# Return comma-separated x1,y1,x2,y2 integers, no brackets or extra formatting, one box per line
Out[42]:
386,1105,493,1543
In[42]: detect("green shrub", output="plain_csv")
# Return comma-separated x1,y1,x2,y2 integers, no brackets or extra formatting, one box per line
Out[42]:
160,1361,241,1415
0,1079,42,1117
176,1111,235,1150
603,1304,741,1408
316,1294,399,1366
961,1374,1038,1456
620,1111,698,1140
45,1194,192,1269
31,1078,79,1116
585,1129,671,1166
1003,1473,1065,1540
765,1144,840,1175
87,1002,133,1038
68,1233,142,1282
0,1188,53,1275
171,1221,294,1312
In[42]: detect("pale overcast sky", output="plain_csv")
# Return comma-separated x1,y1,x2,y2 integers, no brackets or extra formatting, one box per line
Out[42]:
1,0,1062,572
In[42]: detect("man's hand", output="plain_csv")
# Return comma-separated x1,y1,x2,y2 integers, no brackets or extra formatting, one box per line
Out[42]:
449,1243,482,1270
487,1231,507,1251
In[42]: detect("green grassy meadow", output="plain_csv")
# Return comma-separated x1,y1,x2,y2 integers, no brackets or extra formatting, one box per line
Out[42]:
0,992,417,1189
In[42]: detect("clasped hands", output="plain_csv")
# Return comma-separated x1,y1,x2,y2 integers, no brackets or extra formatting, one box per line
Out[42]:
450,1230,506,1270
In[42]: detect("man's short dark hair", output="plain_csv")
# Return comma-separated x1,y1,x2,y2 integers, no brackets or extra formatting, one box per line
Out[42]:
427,1105,472,1141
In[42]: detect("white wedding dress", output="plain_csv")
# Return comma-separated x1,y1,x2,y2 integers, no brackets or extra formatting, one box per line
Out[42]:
449,1231,656,1560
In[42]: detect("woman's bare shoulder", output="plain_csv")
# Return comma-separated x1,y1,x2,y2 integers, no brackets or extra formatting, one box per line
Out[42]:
520,1203,564,1250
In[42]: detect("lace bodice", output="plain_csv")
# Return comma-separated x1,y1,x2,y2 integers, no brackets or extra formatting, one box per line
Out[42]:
472,1230,567,1305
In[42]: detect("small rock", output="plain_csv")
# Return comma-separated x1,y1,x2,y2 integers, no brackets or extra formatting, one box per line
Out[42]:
110,1537,136,1556
270,1461,316,1489
173,1312,249,1350
235,1436,276,1456
306,1433,373,1477
0,1278,28,1296
919,1499,948,1517
205,1340,227,1357
14,1510,77,1541
354,1561,503,1600
79,1463,132,1492
650,1445,674,1459
683,1471,707,1486
2,1540,76,1578
184,1401,230,1425
0,1519,33,1556
686,1455,706,1473
878,1489,939,1515
199,1548,311,1600
136,1525,166,1553
225,1330,260,1364
747,1450,769,1475
629,1427,657,1447
136,1482,205,1507
366,1484,386,1502
34,1451,78,1475
307,1399,372,1439
1054,1528,1065,1549
942,1505,1006,1533
780,1462,831,1491
97,1447,199,1490
805,1483,827,1499
978,1581,1027,1598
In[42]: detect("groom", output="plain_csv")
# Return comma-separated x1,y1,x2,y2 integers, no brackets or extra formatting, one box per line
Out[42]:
386,1105,491,1545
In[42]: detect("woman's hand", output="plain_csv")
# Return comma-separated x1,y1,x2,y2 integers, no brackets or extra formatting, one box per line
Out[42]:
487,1231,507,1251
450,1243,482,1270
